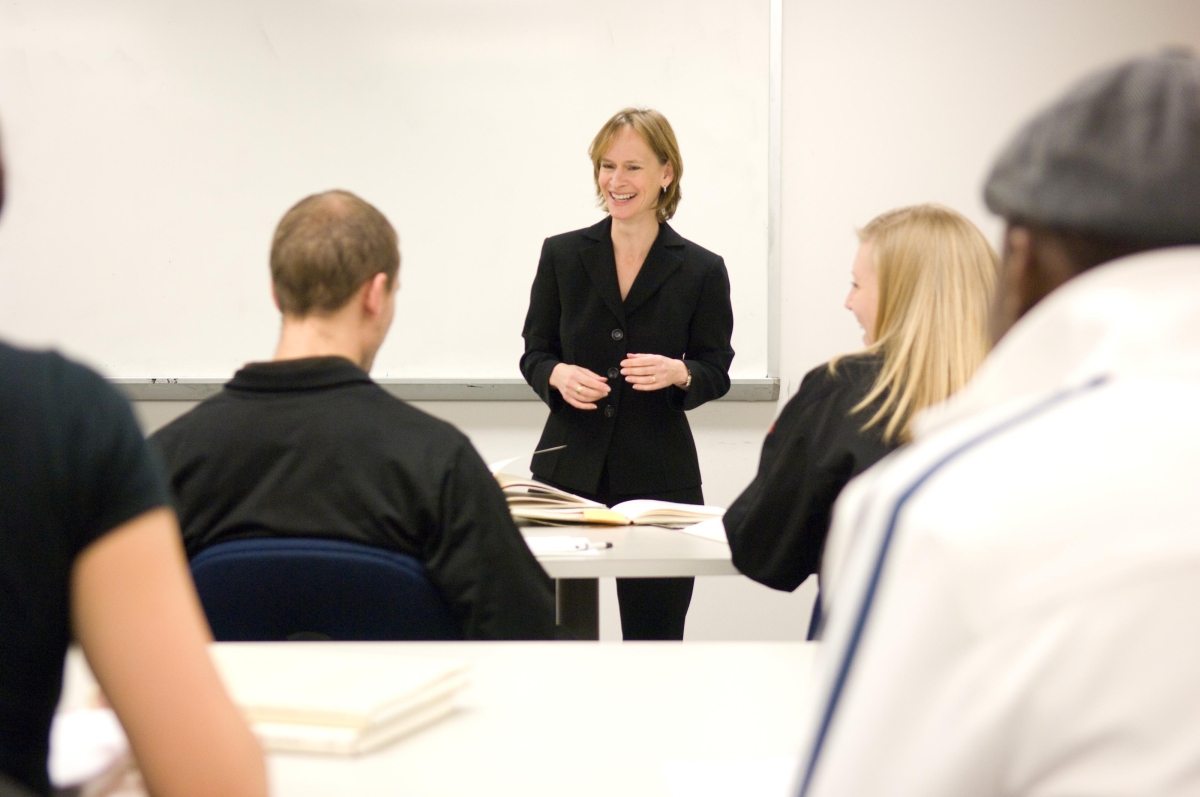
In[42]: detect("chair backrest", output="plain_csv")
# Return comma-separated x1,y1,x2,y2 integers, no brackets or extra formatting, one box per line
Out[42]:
190,537,463,641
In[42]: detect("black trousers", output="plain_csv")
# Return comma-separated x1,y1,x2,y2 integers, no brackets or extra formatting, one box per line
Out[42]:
545,472,701,641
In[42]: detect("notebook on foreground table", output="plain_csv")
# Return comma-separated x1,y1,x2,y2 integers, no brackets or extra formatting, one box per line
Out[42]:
211,645,470,755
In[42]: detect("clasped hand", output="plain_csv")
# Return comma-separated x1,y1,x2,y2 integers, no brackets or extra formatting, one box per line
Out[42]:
551,355,687,411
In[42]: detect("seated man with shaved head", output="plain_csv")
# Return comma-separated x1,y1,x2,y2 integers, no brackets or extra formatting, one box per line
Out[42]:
151,190,556,640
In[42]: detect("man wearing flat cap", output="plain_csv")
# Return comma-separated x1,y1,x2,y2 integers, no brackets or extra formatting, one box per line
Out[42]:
796,51,1200,797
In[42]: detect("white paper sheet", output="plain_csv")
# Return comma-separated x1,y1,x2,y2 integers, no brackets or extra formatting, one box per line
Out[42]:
49,708,129,789
523,536,604,555
675,516,729,544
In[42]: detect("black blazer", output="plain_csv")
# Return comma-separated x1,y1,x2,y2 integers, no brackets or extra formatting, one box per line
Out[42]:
521,217,734,496
724,353,897,591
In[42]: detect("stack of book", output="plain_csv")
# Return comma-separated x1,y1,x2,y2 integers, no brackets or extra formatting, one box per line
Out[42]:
494,472,724,527
211,646,470,755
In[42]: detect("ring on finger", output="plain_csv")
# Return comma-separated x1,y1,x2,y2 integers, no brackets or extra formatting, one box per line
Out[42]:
576,385,583,394
652,375,656,383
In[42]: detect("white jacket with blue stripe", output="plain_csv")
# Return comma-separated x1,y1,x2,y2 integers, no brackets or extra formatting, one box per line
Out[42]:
801,246,1200,797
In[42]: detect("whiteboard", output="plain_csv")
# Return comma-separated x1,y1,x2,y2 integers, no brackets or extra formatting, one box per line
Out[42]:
0,0,770,381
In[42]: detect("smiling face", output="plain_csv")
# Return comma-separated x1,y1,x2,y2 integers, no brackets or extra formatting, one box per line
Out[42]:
597,126,673,225
845,240,880,345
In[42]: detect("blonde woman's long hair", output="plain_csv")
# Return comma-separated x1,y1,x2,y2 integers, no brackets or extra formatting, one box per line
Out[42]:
840,204,999,444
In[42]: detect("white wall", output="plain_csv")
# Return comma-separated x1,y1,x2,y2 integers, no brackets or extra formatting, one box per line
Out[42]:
0,0,770,380
779,0,1200,385
133,0,1200,640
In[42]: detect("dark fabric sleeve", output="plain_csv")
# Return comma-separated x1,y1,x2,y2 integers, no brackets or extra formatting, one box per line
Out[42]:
63,360,170,556
427,442,556,640
520,239,565,413
724,367,882,592
669,256,734,411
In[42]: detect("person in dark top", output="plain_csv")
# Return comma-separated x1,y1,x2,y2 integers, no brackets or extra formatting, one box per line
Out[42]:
151,189,555,641
521,108,734,640
725,205,999,635
0,148,265,797
725,353,894,593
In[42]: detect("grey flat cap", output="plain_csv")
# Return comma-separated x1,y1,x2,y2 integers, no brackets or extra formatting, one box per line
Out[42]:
984,51,1200,244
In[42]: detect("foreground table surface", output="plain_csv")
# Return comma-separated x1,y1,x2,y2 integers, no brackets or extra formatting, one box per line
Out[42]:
263,641,817,797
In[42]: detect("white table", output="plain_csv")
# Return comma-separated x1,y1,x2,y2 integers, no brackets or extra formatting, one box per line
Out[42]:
523,526,739,639
266,640,817,797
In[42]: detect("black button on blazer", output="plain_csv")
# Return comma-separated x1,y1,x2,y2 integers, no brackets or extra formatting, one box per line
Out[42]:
520,217,735,496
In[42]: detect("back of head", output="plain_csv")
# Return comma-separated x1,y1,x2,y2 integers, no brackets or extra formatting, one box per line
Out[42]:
270,190,399,317
984,50,1200,266
854,204,999,443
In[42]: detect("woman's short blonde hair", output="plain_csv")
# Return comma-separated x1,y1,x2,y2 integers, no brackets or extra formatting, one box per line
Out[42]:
839,204,999,443
588,108,683,223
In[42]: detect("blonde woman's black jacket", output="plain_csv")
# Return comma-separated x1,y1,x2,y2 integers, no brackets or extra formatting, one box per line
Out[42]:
725,353,897,591
520,217,734,496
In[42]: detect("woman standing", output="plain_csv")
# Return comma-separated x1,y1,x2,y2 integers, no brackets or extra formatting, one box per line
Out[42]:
521,108,734,640
724,204,998,636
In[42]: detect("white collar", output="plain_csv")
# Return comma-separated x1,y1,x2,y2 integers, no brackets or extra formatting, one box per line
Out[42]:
917,245,1200,437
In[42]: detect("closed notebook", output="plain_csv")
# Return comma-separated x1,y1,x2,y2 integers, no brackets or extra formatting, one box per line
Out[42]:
210,645,469,755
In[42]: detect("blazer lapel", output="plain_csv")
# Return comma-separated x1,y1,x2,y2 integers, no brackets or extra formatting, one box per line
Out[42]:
622,223,685,317
579,218,626,326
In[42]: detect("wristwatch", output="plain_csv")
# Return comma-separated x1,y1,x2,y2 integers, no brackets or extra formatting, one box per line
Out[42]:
682,363,692,390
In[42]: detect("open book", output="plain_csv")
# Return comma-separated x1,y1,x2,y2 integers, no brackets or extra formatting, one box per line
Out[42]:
494,472,724,527
210,646,469,755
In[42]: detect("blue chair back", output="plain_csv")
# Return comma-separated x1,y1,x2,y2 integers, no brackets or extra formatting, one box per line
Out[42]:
190,537,463,641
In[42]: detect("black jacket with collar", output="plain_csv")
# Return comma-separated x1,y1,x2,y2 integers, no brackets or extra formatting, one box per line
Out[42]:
520,217,734,496
150,357,557,641
724,353,897,591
